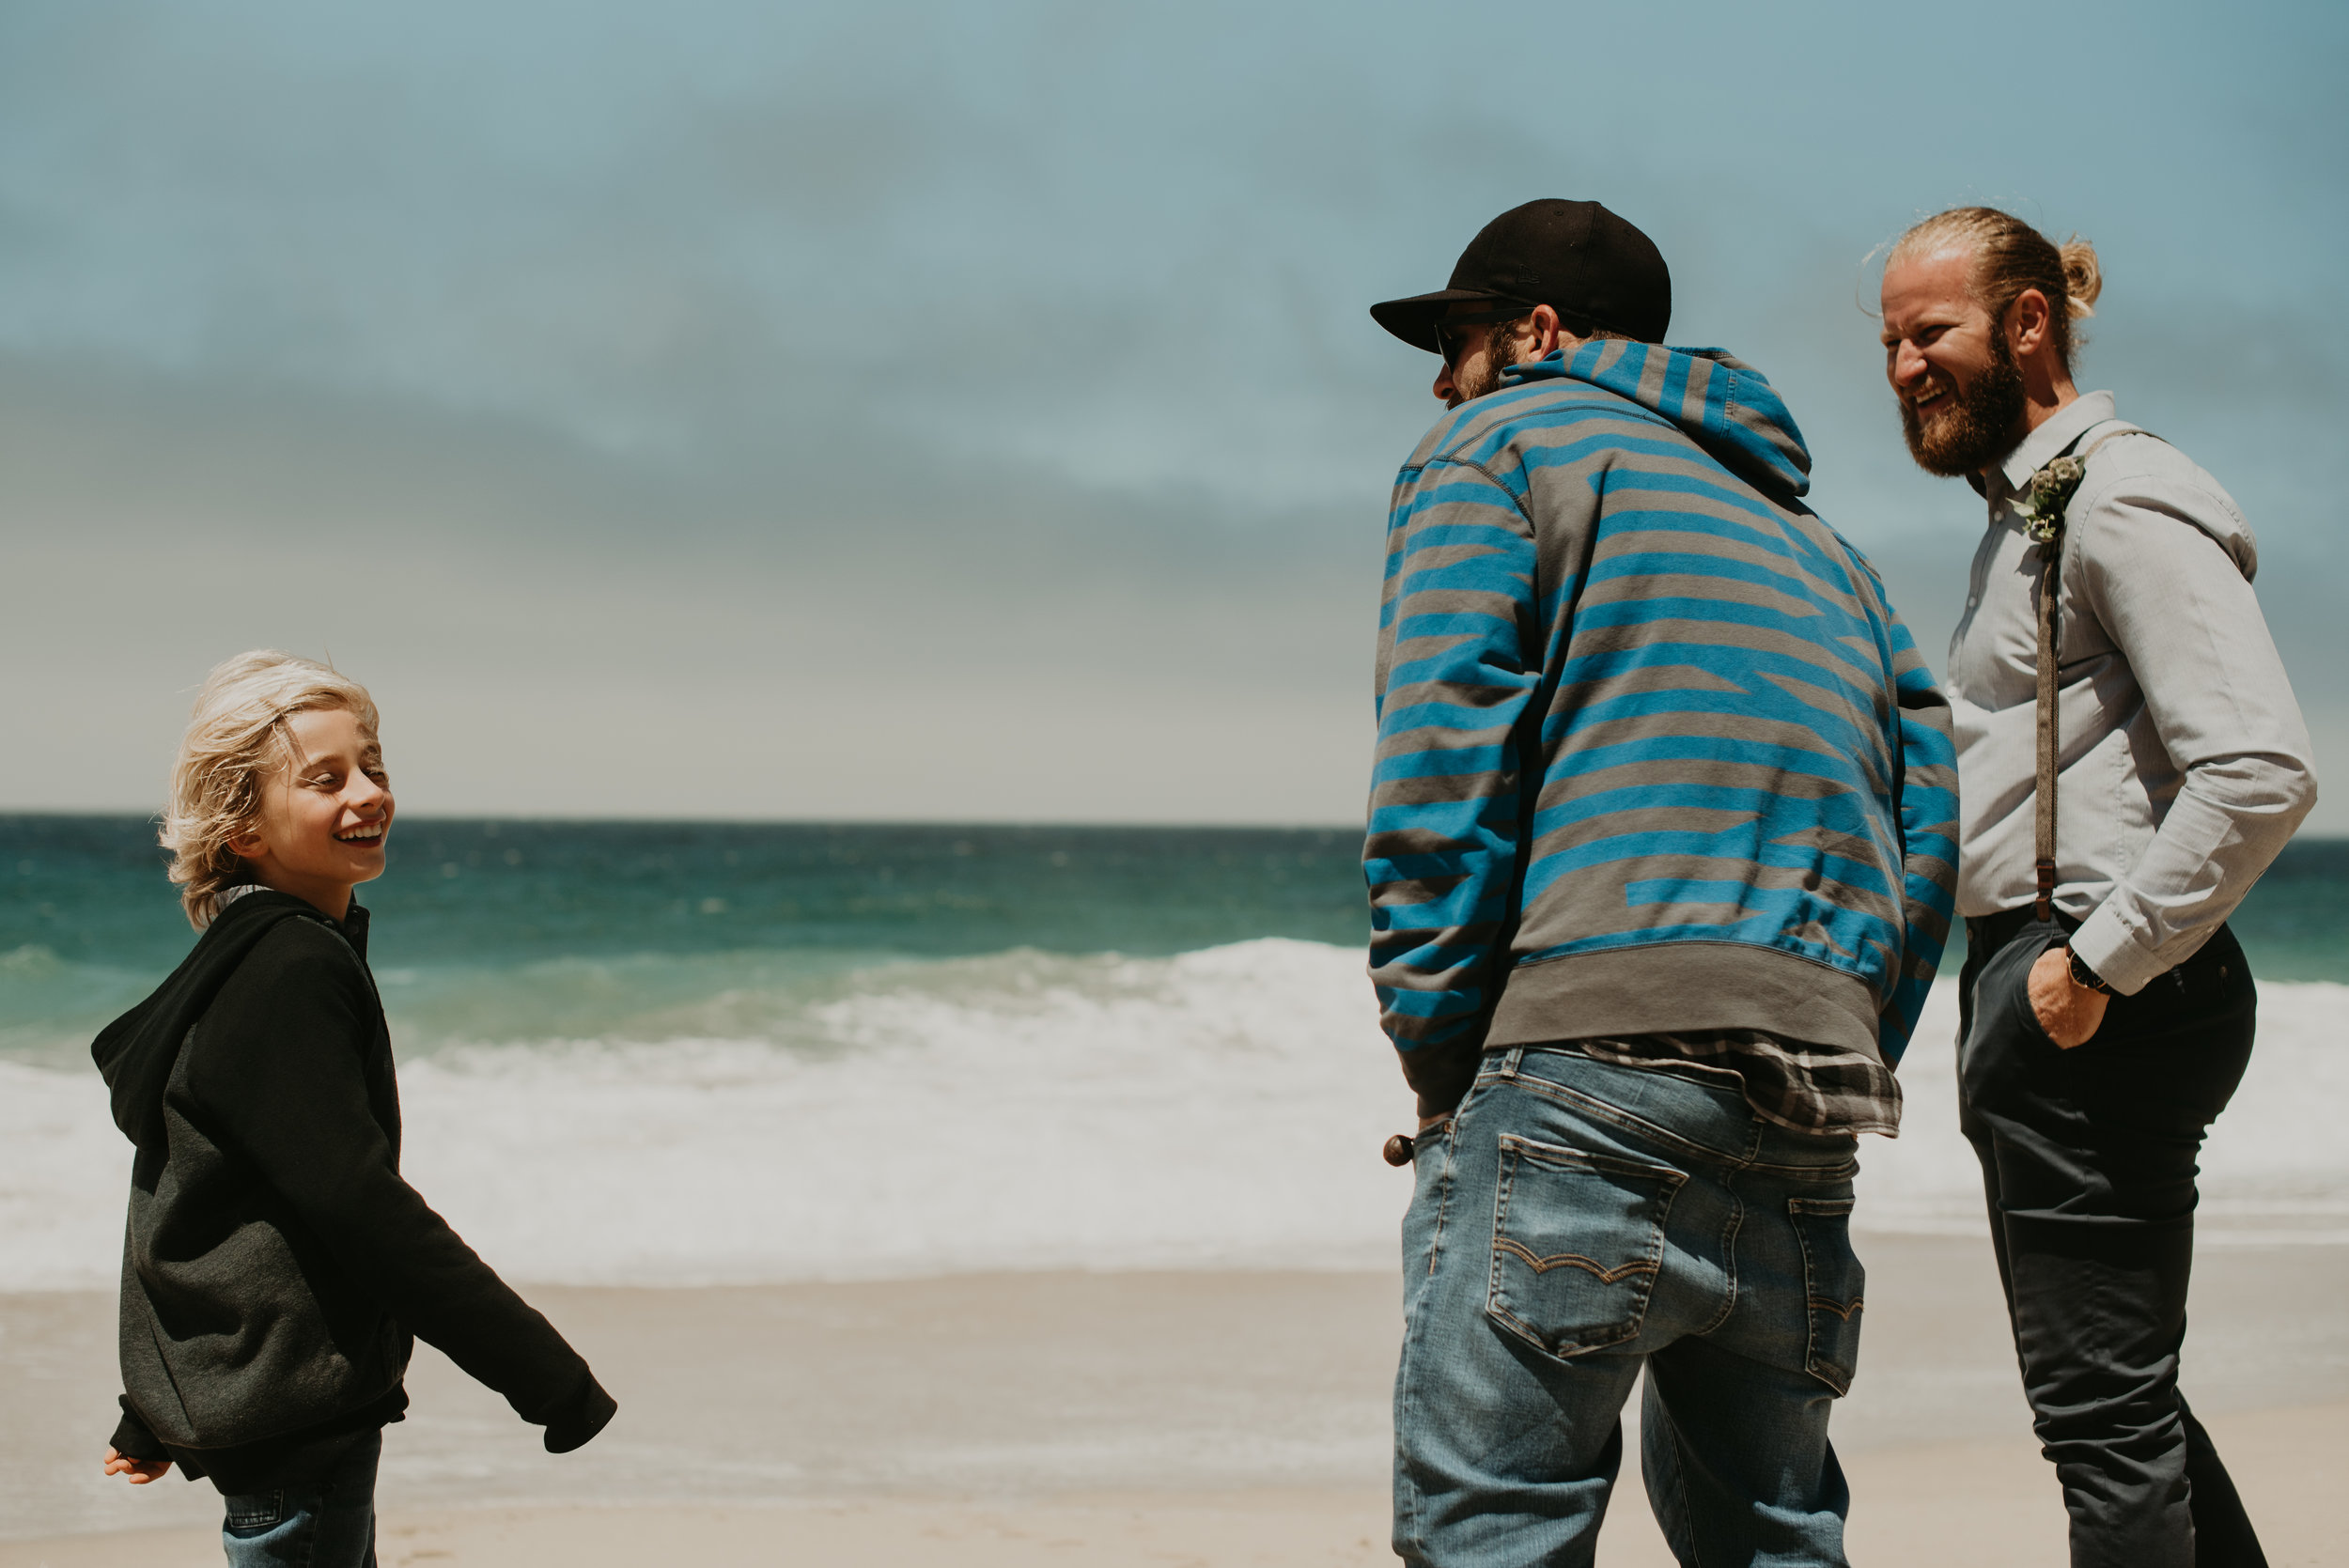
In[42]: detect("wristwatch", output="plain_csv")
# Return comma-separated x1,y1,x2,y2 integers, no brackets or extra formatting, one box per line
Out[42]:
2066,947,2116,996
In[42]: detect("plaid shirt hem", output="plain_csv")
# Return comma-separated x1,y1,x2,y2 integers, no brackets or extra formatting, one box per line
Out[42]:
1566,1032,1902,1138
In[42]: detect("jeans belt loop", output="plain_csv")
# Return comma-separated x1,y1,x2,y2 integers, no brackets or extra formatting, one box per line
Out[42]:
1497,1045,1524,1080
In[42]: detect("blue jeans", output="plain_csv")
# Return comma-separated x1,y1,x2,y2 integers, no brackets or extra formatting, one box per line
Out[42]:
1395,1047,1865,1567
220,1431,380,1568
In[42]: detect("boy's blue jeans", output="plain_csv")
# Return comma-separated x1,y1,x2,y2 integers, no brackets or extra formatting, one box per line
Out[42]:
220,1431,380,1568
1394,1046,1865,1567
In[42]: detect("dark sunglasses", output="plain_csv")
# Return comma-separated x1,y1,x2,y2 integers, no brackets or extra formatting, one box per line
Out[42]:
1431,300,1595,365
1431,304,1534,366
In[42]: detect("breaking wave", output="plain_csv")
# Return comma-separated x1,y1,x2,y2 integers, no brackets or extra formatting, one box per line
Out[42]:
5,941,2344,1290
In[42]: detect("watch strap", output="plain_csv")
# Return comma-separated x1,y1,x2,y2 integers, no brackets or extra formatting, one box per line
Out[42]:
2067,947,2116,996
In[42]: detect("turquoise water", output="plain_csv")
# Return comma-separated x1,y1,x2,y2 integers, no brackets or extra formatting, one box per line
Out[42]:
1,816,1369,1059
8,815,2347,1296
7,813,2347,1063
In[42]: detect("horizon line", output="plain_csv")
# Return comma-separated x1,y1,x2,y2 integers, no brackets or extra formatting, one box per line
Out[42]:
0,808,1364,833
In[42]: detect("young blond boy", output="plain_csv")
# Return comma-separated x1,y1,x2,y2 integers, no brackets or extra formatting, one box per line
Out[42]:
94,651,614,1566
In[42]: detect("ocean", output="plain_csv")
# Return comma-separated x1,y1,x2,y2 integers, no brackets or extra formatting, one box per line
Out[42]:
6,815,2347,1290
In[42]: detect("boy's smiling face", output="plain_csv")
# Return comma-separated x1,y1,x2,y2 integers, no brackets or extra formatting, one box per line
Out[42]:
228,706,395,920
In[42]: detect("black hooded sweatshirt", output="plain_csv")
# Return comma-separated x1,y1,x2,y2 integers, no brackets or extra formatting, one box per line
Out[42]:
92,889,614,1491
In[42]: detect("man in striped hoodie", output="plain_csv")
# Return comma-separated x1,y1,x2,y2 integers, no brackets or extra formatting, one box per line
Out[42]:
1366,200,1959,1567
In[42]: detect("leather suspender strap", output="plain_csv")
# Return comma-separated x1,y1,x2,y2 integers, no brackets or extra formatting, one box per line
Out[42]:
2023,422,2146,924
2033,536,2061,921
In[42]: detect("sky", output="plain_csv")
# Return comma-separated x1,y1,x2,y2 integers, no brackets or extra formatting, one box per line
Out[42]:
2,0,2343,827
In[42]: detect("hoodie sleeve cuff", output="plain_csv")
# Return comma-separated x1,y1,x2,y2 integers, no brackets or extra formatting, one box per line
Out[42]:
1396,1038,1483,1122
111,1398,169,1461
538,1370,618,1454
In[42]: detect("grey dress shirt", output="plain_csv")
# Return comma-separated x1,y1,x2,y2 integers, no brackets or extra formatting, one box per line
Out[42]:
1947,390,2317,994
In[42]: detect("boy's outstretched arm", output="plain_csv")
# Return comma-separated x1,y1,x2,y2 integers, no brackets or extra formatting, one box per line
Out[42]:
191,930,616,1452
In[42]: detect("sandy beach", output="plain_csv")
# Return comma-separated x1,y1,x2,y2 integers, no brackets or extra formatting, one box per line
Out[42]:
7,1235,2345,1565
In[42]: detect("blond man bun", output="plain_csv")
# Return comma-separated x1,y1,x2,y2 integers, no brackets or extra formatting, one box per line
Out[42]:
162,651,380,928
2059,238,2103,318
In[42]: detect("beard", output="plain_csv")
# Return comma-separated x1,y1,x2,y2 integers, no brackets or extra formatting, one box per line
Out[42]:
1448,317,1532,405
1453,344,1513,403
1900,332,2028,476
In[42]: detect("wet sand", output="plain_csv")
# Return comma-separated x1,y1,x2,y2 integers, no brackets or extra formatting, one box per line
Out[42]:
7,1236,2345,1564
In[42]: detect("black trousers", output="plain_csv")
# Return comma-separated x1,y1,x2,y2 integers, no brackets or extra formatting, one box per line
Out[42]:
1957,913,2265,1568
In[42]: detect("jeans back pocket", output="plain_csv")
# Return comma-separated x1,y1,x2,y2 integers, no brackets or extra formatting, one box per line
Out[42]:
223,1490,288,1532
1787,1195,1865,1395
1486,1135,1685,1360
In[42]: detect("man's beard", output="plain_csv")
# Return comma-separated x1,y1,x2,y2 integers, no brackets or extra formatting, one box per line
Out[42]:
1454,345,1515,404
1900,333,2027,476
1450,318,1532,405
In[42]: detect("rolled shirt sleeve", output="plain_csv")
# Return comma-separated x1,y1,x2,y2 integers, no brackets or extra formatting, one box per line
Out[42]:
2064,477,2317,993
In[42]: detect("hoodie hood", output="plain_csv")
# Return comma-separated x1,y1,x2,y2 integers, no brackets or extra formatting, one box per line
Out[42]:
1504,342,1812,500
92,891,351,1152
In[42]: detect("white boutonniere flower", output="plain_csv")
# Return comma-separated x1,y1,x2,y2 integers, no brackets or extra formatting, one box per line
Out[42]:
2024,456,2086,545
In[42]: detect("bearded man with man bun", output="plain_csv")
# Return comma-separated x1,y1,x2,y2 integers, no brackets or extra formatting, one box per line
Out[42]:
1880,208,2315,1566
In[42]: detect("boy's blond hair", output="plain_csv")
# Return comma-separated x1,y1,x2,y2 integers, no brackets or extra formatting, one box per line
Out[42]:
162,651,381,928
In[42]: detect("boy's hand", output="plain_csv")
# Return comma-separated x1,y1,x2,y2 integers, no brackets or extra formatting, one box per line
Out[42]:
102,1447,171,1483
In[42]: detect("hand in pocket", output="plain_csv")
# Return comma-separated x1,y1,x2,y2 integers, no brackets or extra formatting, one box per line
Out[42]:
2026,947,2108,1048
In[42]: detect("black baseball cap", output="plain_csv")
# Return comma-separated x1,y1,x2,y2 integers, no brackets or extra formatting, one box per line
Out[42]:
1371,199,1672,351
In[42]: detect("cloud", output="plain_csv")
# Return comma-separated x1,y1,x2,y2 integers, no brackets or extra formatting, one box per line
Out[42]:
0,0,2343,826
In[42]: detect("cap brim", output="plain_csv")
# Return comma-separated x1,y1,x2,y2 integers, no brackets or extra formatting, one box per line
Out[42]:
1368,288,1514,353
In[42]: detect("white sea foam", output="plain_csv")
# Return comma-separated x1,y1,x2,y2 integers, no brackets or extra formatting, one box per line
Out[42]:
5,944,2346,1290
1860,978,2349,1242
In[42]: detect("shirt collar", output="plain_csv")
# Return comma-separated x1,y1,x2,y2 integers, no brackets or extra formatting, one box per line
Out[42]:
212,882,267,914
1987,390,2117,502
209,882,368,954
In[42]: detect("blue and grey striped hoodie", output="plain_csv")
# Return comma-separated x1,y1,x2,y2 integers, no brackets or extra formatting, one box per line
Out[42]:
1366,341,1958,1110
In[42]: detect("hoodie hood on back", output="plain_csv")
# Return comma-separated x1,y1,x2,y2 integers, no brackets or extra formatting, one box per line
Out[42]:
1504,341,1812,500
92,891,343,1152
